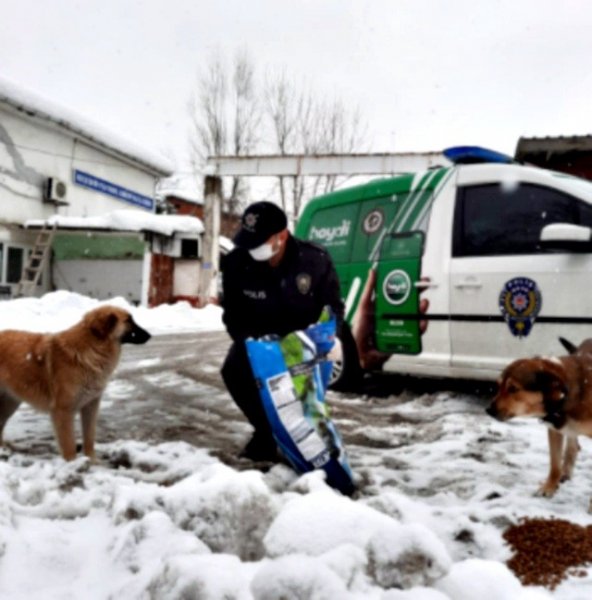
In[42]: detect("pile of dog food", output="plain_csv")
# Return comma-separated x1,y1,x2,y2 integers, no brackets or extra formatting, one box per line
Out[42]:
504,517,592,589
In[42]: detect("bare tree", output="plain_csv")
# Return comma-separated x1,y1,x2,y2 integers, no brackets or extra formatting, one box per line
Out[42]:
188,50,260,215
264,70,297,212
189,51,368,220
314,98,367,197
264,72,368,219
188,54,226,164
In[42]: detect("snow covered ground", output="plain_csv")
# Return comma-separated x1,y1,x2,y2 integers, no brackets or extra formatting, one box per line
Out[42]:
0,292,590,599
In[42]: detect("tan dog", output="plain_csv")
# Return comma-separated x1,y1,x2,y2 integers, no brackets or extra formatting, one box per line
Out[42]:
487,339,592,502
0,306,150,461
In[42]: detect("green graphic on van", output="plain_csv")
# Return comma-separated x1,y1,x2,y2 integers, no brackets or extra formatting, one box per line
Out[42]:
375,233,424,355
309,220,351,244
362,209,384,234
297,167,453,358
382,269,412,305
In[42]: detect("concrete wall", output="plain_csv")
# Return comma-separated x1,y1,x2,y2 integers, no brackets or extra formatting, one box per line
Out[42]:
148,254,174,307
173,259,201,297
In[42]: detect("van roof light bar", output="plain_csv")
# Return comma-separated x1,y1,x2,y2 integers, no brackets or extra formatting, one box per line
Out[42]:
443,146,516,165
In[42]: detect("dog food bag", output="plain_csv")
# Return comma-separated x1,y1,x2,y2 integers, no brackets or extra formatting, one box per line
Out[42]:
245,310,355,496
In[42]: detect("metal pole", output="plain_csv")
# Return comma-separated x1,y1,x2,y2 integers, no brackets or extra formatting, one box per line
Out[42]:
199,175,222,304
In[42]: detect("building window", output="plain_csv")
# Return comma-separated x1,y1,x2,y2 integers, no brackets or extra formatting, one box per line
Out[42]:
7,247,24,283
181,238,200,259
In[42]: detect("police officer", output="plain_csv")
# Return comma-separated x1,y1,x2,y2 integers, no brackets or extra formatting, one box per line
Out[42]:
220,201,344,461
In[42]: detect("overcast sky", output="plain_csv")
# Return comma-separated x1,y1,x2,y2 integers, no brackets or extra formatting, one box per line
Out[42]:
2,0,592,175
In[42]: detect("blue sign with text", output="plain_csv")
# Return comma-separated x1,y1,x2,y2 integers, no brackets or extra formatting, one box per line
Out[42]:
74,170,154,210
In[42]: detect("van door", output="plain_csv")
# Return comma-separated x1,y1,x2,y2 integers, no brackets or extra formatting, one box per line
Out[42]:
449,181,592,379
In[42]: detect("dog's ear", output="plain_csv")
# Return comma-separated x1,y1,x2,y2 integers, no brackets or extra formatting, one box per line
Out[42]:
559,337,577,355
90,311,119,340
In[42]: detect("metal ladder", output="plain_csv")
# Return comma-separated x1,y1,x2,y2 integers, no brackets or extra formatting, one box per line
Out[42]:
14,223,57,298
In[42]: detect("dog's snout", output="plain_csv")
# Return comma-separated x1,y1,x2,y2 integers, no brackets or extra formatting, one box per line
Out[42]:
123,321,151,345
486,404,498,418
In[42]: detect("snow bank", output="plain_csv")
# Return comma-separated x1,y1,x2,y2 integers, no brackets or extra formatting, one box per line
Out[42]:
435,559,552,599
0,436,558,599
0,290,223,335
0,291,587,599
264,490,452,589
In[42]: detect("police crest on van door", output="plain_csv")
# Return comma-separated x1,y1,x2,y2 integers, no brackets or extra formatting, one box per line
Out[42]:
498,277,542,338
296,273,312,294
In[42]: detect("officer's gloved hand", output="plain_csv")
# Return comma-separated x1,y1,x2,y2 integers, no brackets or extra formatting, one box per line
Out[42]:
304,310,337,357
327,337,342,362
259,334,280,342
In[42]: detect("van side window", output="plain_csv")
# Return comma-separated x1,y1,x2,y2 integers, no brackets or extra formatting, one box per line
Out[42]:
453,183,577,257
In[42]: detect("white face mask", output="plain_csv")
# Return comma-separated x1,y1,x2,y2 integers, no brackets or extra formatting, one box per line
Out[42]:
249,242,275,261
249,235,281,261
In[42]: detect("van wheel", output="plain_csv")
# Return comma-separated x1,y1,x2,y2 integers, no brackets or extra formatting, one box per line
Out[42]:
329,322,362,392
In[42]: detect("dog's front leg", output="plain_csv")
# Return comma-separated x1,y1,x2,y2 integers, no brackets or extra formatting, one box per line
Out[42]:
80,397,100,463
537,428,564,497
50,408,77,461
561,435,580,482
0,392,21,447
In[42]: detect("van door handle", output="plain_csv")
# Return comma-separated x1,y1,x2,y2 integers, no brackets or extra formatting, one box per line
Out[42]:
454,278,482,289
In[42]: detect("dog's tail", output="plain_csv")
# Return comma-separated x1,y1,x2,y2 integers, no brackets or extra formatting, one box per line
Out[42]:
559,336,578,354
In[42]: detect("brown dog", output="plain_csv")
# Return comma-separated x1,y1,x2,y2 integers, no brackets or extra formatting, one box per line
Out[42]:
487,339,592,501
0,306,150,461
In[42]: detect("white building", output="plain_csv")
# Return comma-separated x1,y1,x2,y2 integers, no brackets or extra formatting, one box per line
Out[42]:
0,76,205,305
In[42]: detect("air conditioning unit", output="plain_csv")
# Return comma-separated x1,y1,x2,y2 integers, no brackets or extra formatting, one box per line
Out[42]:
45,177,68,204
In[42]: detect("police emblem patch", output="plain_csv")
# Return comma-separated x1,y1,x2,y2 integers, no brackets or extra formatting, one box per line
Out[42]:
296,273,312,294
244,213,258,231
498,277,542,338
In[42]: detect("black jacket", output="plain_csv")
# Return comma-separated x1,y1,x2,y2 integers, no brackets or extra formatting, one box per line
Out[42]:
221,235,344,342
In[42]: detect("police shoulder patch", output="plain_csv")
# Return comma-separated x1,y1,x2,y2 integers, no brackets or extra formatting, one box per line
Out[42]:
296,273,312,294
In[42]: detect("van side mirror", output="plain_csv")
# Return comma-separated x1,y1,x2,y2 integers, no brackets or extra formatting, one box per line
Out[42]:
539,223,592,253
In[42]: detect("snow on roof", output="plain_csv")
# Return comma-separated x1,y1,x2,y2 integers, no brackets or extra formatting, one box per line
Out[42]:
0,75,174,176
156,174,203,205
25,210,203,237
160,188,204,205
